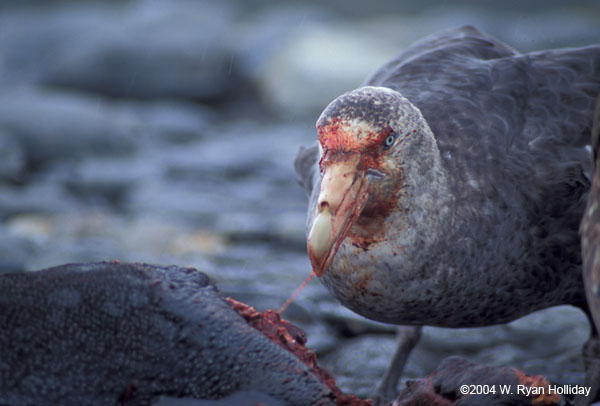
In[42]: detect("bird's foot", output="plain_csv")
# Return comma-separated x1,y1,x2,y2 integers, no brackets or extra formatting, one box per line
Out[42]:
373,325,422,405
574,336,600,406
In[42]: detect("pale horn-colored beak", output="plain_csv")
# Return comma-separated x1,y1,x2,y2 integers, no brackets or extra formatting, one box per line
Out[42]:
307,154,371,276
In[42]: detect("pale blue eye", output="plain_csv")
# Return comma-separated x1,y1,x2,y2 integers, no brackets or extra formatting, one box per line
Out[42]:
383,134,396,149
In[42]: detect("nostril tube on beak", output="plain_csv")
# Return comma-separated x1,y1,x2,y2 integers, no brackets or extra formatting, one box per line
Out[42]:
365,168,386,178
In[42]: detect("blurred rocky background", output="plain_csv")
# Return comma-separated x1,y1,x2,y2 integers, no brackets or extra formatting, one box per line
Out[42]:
1,0,599,398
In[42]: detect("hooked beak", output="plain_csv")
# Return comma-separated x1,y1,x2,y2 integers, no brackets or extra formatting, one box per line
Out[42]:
307,154,374,276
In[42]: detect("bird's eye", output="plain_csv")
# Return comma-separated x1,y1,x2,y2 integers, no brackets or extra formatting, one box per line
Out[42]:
383,133,396,149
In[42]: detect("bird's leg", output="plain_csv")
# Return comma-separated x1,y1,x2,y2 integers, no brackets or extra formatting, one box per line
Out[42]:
574,333,600,406
373,325,422,405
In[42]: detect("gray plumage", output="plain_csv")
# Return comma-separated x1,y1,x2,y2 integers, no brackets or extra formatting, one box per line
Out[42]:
582,96,600,334
295,26,600,327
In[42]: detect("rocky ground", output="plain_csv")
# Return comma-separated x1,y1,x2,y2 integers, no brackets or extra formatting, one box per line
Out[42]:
1,0,599,401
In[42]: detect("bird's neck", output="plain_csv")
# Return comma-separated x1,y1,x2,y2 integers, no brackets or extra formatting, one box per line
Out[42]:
389,122,453,259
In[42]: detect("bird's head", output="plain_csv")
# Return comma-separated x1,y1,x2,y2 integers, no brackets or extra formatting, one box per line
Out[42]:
308,86,424,276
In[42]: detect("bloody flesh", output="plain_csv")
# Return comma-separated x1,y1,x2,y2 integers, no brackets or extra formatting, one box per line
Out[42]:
226,297,372,406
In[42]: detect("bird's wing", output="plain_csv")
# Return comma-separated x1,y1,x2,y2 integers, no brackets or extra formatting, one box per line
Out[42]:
294,142,319,198
524,45,600,150
367,26,600,188
364,25,519,86
367,27,599,284
594,95,600,164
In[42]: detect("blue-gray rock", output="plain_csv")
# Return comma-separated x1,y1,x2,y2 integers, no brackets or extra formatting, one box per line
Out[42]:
117,99,214,144
0,228,33,273
0,1,243,101
0,131,25,182
0,87,137,168
0,181,80,219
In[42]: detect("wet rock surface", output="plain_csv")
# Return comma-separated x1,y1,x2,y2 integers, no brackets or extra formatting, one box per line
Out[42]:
0,0,599,402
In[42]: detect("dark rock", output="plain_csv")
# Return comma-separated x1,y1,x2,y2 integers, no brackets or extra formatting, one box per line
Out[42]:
0,87,137,169
0,131,26,182
116,99,214,144
0,181,80,219
394,356,560,406
0,262,336,406
0,1,244,101
57,157,140,209
123,122,311,236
